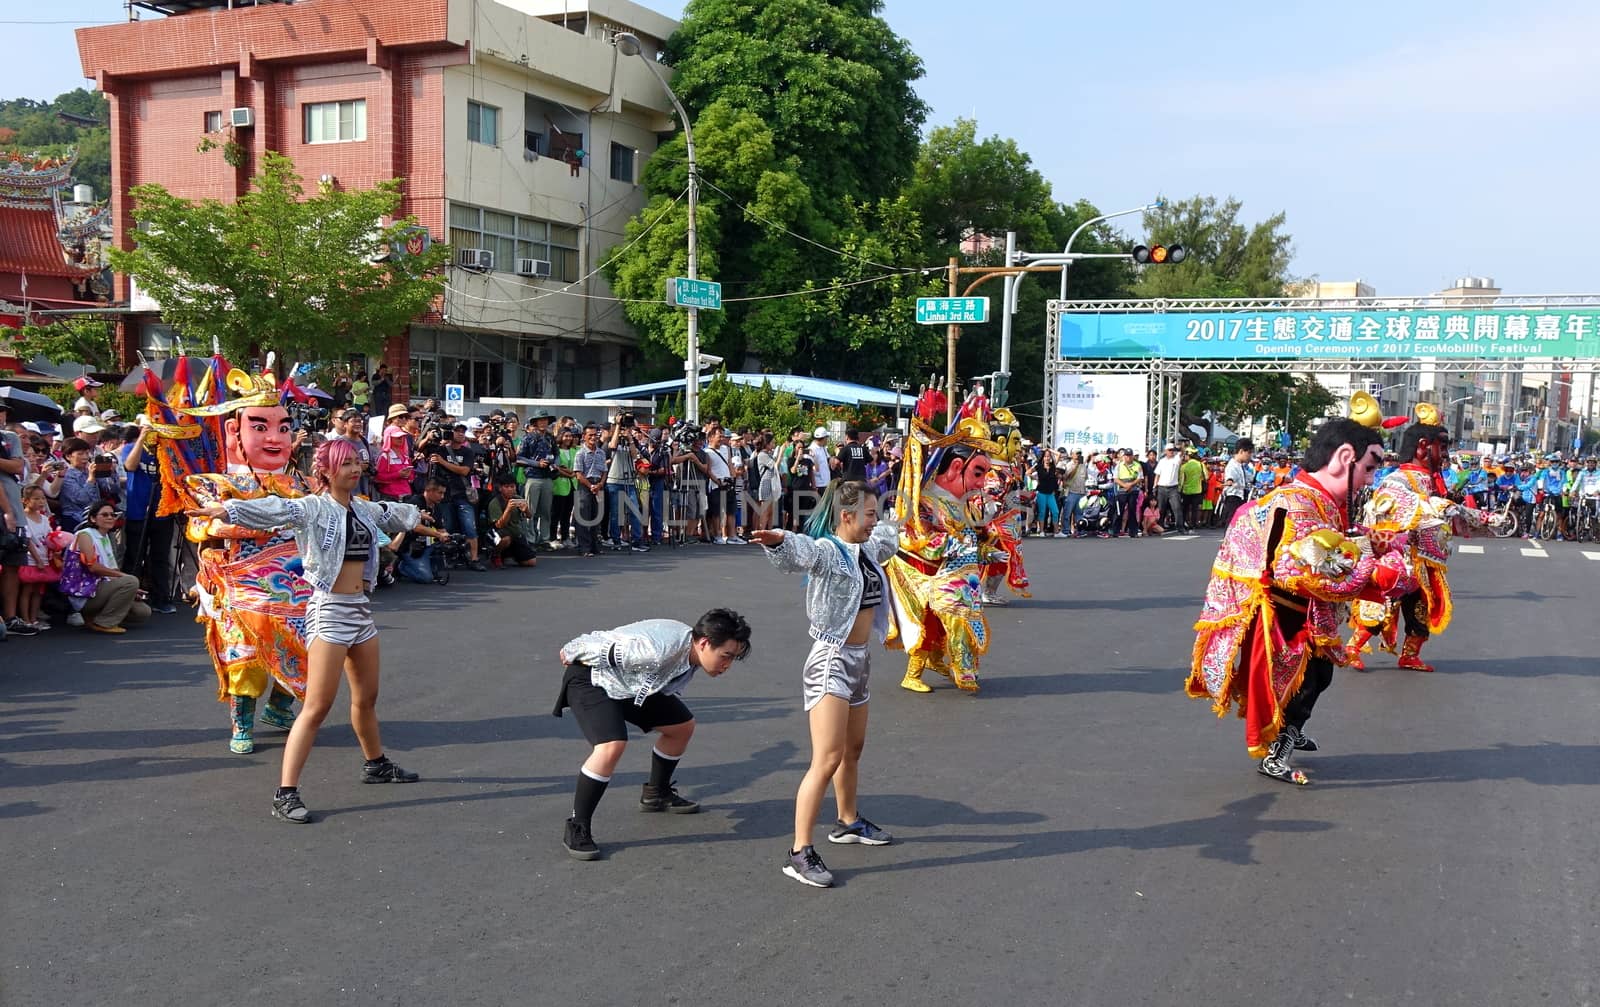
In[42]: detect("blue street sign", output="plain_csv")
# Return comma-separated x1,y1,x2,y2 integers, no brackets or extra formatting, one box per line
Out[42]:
917,296,990,325
667,277,723,311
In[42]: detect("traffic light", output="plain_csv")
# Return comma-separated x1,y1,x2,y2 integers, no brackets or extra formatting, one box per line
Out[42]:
1131,243,1186,265
991,371,1010,407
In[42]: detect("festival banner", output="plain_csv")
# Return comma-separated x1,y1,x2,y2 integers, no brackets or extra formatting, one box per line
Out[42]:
1054,373,1149,454
1058,307,1600,360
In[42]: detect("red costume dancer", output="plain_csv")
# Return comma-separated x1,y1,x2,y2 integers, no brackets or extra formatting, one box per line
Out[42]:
1187,417,1414,784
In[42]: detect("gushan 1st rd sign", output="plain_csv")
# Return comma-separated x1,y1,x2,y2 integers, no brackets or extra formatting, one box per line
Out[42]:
666,276,723,311
1059,306,1600,359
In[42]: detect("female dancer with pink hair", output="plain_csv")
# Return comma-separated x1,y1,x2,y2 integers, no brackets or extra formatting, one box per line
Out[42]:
190,438,449,822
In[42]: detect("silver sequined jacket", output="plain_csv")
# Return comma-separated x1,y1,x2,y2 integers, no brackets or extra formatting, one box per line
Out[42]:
561,618,698,705
763,521,900,646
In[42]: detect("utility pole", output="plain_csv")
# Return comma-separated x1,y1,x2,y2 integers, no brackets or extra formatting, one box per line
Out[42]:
946,256,959,421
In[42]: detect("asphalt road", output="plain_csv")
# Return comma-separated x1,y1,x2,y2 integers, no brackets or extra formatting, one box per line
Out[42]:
3,533,1597,1006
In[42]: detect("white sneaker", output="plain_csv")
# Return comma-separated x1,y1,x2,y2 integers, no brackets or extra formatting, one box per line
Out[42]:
725,535,747,545
1054,531,1069,538
713,537,727,545
67,612,85,627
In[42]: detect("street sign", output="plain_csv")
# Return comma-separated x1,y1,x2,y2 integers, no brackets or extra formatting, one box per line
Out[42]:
444,383,465,418
916,296,990,325
667,277,723,311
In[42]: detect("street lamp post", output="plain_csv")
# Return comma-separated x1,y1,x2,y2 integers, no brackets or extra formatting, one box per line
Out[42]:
615,32,701,423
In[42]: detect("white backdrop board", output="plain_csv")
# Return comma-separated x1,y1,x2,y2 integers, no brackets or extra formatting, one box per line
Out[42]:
1052,373,1149,454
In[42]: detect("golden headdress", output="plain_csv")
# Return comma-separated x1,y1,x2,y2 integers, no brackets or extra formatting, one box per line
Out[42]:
897,415,1005,541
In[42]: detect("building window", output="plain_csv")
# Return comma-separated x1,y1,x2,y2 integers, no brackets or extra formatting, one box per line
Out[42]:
203,110,223,133
468,101,499,146
448,203,581,282
524,94,586,160
409,355,438,400
609,142,636,183
304,99,366,144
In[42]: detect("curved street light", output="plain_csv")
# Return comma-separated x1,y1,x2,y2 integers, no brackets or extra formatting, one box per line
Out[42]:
615,32,704,423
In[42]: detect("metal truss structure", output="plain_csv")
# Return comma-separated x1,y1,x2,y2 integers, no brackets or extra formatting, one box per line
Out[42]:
1042,297,1600,449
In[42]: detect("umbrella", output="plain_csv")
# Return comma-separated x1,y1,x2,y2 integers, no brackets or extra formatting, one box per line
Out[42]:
300,384,334,401
0,386,66,424
119,357,181,392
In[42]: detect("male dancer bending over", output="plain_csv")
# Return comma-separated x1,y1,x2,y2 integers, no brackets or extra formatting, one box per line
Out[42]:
553,609,752,860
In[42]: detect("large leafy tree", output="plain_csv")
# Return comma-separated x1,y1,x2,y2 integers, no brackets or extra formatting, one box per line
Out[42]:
2,318,117,370
907,118,1055,251
607,0,928,381
666,0,927,208
109,152,450,366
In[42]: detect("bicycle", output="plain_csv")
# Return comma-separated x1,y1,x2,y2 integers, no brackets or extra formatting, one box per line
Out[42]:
1572,496,1600,543
1486,489,1520,539
1532,492,1562,541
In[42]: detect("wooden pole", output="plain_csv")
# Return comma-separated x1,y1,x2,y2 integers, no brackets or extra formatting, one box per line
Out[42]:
946,256,959,426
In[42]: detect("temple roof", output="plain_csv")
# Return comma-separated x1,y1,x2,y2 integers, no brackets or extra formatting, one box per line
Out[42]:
0,204,96,279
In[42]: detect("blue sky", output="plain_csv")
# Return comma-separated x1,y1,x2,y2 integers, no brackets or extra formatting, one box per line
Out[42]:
6,0,1596,298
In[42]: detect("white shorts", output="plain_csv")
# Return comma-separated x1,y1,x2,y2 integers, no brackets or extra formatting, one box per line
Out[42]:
306,591,378,648
801,640,870,711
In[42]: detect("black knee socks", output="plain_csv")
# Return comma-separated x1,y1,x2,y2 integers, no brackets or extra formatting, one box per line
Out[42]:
649,748,679,790
572,769,610,825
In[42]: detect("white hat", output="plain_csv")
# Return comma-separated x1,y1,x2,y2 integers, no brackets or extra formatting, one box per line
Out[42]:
812,426,829,440
1164,442,1177,450
73,415,108,435
101,408,123,421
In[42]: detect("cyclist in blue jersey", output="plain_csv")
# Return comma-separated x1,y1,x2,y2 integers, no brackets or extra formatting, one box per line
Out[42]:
1513,464,1540,539
1539,455,1569,540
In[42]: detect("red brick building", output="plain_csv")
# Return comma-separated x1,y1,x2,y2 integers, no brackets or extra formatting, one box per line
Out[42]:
77,0,678,405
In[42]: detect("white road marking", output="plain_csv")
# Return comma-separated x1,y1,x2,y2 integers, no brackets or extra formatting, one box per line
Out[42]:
1166,534,1198,541
1520,547,1548,558
1583,551,1600,561
1457,545,1484,554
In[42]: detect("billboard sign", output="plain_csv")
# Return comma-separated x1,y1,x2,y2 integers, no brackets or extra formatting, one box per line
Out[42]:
1059,307,1600,360
1053,373,1149,454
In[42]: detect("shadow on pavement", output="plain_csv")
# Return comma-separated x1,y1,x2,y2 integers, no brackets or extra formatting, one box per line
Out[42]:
1315,742,1600,789
982,667,1181,698
1399,655,1596,679
1,753,242,790
1013,595,1196,613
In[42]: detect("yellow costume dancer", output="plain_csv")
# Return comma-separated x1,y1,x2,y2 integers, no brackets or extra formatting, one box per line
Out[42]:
979,409,1030,605
885,417,1003,694
179,367,312,753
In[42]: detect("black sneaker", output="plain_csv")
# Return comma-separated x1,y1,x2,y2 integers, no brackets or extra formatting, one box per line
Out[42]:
782,845,834,888
1285,725,1319,752
828,816,893,846
361,758,420,784
272,791,310,824
629,543,650,553
5,618,38,637
563,818,601,860
639,781,699,814
469,560,489,572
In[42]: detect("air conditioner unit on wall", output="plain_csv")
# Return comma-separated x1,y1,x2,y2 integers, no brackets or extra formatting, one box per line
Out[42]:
229,107,254,128
458,248,493,271
516,258,553,278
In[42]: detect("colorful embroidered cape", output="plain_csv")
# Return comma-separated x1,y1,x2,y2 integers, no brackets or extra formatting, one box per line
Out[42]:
1364,465,1459,636
1186,476,1413,756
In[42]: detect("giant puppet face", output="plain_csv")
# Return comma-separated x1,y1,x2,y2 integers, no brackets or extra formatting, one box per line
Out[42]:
225,405,294,473
933,449,993,501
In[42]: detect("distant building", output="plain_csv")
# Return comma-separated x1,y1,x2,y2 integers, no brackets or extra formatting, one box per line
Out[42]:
77,0,680,404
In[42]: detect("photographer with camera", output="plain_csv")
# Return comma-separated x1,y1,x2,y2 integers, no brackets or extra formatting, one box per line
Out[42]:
426,423,488,571
604,412,649,553
516,411,558,547
641,428,672,545
118,419,177,614
57,437,104,531
704,426,745,545
487,479,539,568
669,424,710,543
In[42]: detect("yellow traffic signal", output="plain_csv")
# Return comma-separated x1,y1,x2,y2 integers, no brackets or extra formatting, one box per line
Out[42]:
1132,244,1186,265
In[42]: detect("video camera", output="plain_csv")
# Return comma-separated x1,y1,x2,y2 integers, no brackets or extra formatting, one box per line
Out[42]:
669,419,701,447
287,400,330,434
617,411,636,430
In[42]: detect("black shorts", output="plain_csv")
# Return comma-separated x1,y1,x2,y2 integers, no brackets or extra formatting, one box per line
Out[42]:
706,485,732,517
552,662,692,745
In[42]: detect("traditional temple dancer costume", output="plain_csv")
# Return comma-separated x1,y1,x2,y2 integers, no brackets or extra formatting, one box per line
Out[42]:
1187,411,1415,784
885,416,1003,694
158,363,311,753
979,409,1030,607
1346,405,1491,673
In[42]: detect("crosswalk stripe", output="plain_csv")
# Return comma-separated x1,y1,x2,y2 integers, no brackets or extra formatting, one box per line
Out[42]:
1458,545,1484,554
1584,551,1600,561
1167,534,1198,541
1520,547,1548,558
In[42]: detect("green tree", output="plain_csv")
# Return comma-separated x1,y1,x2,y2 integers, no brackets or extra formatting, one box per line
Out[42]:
666,0,927,208
1124,195,1309,437
1133,195,1294,300
0,89,111,198
3,318,117,370
108,152,450,366
906,118,1054,252
606,0,928,381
